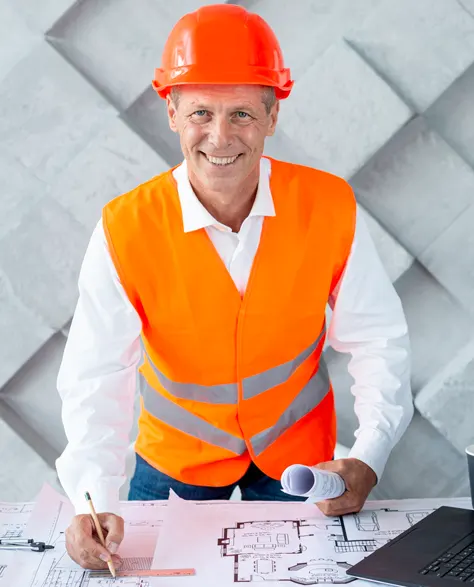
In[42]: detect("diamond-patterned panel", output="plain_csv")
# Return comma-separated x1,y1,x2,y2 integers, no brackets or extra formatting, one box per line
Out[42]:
0,151,45,240
1,333,68,455
372,411,470,499
346,0,474,111
0,271,54,389
358,206,414,283
393,262,474,394
419,203,474,313
0,196,89,330
49,117,170,233
415,343,474,455
6,0,78,33
352,117,474,257
0,415,62,501
47,0,183,110
251,0,380,81
277,39,413,179
426,63,474,169
123,87,183,167
0,1,41,83
0,42,116,183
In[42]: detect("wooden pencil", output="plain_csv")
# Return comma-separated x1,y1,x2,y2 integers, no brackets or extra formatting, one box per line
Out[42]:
84,491,116,578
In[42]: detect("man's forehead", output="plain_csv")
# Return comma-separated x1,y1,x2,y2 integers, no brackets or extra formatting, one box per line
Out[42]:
178,84,266,107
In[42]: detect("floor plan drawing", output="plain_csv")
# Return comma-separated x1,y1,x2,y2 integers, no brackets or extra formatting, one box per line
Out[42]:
353,512,379,532
0,501,34,585
406,511,430,526
218,519,356,584
6,485,167,587
153,493,473,587
216,504,471,584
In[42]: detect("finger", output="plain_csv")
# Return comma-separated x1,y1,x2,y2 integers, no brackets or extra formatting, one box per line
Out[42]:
100,515,125,554
316,493,362,516
75,533,114,568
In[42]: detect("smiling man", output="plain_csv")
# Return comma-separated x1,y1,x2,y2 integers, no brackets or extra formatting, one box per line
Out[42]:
56,3,413,572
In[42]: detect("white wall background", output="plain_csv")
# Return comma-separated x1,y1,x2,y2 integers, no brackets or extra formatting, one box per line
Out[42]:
1,0,474,502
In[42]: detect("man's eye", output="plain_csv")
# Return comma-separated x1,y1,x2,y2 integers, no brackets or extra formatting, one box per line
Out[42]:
193,110,207,117
236,111,250,118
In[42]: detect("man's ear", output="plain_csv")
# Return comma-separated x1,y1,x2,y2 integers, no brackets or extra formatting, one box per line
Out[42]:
167,95,178,133
267,101,279,137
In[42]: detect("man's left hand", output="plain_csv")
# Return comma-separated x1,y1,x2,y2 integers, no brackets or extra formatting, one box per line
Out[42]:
315,458,377,516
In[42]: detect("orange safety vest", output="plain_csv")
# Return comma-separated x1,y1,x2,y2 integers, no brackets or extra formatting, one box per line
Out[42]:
103,157,356,487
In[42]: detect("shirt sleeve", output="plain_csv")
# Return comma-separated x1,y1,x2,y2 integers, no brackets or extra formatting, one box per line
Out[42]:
327,205,414,482
55,219,142,515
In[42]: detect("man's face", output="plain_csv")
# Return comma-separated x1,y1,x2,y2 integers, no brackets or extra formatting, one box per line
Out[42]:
167,85,279,192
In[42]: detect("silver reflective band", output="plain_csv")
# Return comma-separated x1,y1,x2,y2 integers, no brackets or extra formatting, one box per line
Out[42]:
140,376,246,455
242,327,326,399
141,326,325,404
143,346,238,404
250,358,330,456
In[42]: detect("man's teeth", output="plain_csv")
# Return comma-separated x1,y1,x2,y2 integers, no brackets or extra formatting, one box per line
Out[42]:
206,154,239,165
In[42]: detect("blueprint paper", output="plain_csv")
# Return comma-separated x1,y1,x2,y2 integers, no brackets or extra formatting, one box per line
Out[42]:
7,484,168,587
281,465,345,500
0,501,34,584
153,491,473,586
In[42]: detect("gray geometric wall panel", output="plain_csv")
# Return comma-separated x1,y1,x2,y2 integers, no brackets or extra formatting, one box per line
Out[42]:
1,0,473,501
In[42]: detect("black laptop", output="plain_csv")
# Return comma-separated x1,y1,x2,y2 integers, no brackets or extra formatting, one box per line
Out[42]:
347,505,474,585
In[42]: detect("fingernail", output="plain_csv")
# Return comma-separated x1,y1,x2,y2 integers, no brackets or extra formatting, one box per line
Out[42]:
107,542,119,554
99,553,110,562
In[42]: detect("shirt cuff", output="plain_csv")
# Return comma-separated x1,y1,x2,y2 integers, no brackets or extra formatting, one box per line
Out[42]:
72,485,122,516
347,428,394,483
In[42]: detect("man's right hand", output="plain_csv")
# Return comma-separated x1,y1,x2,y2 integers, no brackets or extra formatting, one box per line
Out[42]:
65,513,124,570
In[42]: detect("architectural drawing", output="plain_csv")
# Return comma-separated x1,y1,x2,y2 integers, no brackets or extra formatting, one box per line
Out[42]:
214,502,463,584
218,519,355,584
406,511,430,526
0,502,34,585
6,485,167,587
353,512,379,532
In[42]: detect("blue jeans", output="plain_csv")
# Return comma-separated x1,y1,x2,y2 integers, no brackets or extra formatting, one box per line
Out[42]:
129,454,307,502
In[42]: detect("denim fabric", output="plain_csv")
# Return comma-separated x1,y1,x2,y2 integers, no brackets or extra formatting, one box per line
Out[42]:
128,454,307,502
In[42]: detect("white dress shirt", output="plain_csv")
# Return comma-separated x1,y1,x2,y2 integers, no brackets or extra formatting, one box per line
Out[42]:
56,157,413,515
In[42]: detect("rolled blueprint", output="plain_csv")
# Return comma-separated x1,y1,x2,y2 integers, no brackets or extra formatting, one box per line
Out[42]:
281,464,345,501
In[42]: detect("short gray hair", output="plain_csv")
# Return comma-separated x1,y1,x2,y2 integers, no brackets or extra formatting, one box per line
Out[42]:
170,86,276,114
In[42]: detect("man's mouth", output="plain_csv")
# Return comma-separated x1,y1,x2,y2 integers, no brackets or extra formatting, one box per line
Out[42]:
201,153,242,166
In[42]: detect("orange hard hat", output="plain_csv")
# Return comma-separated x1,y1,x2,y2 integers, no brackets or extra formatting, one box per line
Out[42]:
152,4,293,100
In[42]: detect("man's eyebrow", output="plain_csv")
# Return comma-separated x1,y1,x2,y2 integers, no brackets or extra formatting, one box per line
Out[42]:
185,103,209,110
231,104,257,111
185,103,257,111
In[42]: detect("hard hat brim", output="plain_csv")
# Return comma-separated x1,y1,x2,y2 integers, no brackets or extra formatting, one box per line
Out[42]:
152,66,294,100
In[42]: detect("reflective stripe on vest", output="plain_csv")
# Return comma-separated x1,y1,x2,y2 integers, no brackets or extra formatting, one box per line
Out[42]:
242,326,326,399
140,375,246,455
143,344,237,404
140,356,329,458
250,357,330,456
142,325,326,404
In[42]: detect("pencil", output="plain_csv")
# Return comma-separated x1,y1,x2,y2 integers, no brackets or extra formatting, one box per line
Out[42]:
84,491,116,578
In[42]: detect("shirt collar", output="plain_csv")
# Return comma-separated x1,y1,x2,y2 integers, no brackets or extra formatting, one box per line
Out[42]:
172,157,275,233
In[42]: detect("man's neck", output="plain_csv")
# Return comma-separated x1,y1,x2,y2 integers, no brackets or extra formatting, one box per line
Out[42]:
189,174,259,234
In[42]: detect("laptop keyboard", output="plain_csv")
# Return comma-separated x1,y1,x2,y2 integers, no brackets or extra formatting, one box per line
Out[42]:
420,541,474,582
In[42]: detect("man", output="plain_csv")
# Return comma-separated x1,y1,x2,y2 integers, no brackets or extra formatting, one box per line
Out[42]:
57,3,413,572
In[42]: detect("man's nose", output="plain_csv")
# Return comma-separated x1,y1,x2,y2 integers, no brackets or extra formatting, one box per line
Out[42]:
208,116,233,150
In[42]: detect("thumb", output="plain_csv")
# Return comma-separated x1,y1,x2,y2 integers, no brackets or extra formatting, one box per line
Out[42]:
99,514,124,554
